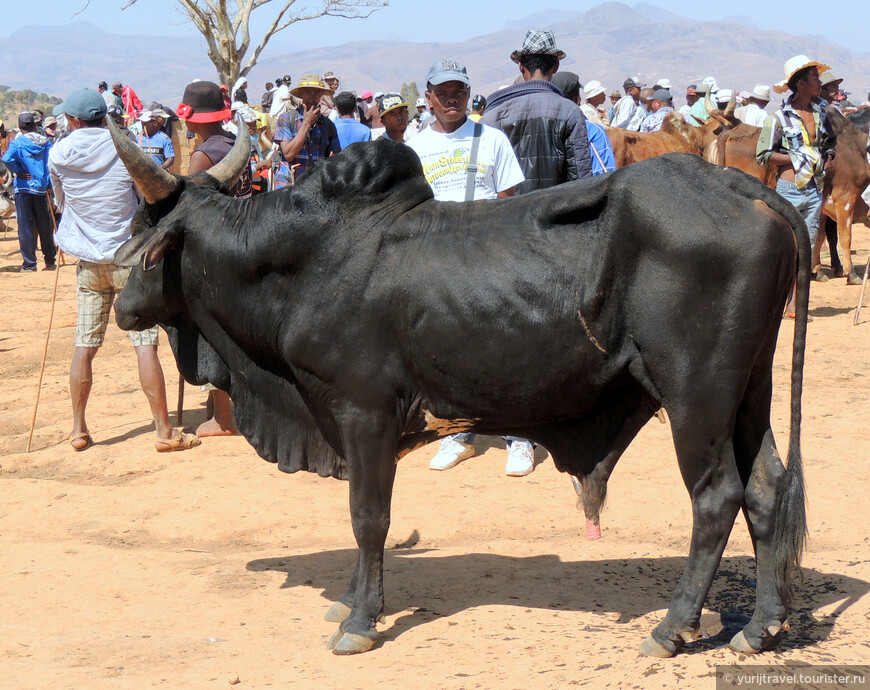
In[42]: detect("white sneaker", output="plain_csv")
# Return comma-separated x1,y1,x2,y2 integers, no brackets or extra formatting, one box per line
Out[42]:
429,436,475,471
505,441,535,477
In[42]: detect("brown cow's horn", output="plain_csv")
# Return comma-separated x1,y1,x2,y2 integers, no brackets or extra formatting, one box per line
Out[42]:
207,113,251,190
724,90,736,118
107,116,179,204
704,92,715,116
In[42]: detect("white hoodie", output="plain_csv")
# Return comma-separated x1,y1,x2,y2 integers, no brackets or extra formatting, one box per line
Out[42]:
49,127,138,263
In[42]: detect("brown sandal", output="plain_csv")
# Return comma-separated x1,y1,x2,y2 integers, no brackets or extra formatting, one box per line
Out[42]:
155,431,202,453
70,432,92,452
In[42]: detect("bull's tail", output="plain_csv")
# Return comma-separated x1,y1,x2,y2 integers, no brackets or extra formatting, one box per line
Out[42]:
756,175,809,606
719,165,809,605
773,188,810,605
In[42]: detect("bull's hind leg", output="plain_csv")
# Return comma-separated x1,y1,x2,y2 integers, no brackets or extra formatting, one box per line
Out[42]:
326,416,398,655
641,421,744,657
730,364,794,653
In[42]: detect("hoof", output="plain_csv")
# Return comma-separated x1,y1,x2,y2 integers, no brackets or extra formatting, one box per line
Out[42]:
585,518,602,541
847,272,863,285
331,632,376,655
640,635,676,658
325,601,352,623
679,628,700,644
834,267,845,278
729,630,762,654
326,628,343,651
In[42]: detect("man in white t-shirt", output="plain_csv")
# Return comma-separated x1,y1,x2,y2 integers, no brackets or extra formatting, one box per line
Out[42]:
407,59,536,477
407,60,524,202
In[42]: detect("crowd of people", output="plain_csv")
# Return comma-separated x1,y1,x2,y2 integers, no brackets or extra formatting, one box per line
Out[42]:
1,27,868,466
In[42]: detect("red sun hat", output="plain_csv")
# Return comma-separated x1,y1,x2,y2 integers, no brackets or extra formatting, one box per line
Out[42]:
176,81,231,123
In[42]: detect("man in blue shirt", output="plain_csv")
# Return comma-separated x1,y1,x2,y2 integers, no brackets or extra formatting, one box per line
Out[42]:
2,111,56,271
272,73,341,186
333,91,371,149
135,110,175,170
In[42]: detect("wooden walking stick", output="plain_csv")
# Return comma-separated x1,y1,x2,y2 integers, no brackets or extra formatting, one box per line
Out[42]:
27,195,64,452
176,373,185,424
854,258,870,326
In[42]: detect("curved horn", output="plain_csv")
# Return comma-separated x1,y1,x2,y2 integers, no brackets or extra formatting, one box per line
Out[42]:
704,92,715,116
107,116,179,204
724,89,736,118
207,113,251,189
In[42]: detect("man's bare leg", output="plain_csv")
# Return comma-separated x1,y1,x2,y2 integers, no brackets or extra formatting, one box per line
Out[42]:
70,346,99,447
134,344,177,440
196,390,237,437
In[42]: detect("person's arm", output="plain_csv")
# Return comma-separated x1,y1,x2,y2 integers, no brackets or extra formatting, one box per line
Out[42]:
187,150,215,175
568,111,593,180
756,115,789,167
278,105,319,162
326,119,342,156
48,159,64,211
162,137,176,171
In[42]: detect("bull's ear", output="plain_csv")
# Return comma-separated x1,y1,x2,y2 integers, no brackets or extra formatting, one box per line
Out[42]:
142,233,176,271
114,227,177,269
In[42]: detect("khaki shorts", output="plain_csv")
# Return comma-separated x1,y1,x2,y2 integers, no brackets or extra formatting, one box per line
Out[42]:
75,261,159,348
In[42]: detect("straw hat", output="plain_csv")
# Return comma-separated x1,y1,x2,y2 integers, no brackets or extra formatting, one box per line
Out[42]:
290,74,334,97
773,55,831,93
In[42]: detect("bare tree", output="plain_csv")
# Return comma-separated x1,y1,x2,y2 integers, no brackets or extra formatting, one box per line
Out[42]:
120,0,388,85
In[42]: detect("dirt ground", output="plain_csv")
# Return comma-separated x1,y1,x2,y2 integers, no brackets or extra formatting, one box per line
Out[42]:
1,216,869,689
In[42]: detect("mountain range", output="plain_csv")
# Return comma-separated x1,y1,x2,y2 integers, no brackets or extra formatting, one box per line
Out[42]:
1,2,869,109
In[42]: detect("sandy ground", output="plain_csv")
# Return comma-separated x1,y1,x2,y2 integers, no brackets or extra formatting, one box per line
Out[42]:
1,216,869,689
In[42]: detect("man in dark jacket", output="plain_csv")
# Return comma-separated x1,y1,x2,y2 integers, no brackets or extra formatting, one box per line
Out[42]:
481,29,592,192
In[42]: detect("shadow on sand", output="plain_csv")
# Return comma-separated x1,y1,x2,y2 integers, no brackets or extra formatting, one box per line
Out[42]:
248,549,867,653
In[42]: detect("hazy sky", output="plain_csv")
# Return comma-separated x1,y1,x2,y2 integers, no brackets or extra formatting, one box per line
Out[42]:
1,0,865,54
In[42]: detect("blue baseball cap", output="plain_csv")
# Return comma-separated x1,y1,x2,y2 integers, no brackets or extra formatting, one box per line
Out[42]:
62,88,108,120
426,59,470,87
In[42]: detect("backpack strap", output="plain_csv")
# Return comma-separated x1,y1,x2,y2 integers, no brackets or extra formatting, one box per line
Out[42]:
464,122,483,201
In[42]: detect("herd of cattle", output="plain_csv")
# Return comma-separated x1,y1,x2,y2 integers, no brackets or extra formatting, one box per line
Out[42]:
607,95,870,283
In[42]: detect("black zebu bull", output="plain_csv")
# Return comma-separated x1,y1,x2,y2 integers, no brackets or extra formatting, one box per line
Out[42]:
109,119,810,657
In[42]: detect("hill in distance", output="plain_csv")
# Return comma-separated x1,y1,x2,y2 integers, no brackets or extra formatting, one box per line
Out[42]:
1,3,869,110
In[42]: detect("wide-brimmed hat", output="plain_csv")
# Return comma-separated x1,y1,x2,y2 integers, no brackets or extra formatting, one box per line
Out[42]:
290,74,334,97
378,93,409,117
609,89,622,98
749,84,771,101
510,29,565,64
654,78,671,90
773,55,831,93
820,70,843,88
176,81,231,123
584,80,606,99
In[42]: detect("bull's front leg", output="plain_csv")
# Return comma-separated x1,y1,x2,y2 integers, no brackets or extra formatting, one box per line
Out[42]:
835,205,860,284
326,418,398,655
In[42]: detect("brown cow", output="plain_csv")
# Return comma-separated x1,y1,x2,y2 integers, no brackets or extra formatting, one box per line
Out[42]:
708,124,777,187
607,94,738,168
819,107,870,283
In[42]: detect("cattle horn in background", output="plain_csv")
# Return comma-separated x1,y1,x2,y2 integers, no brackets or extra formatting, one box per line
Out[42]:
724,90,736,118
704,92,715,116
207,113,250,191
107,116,179,204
